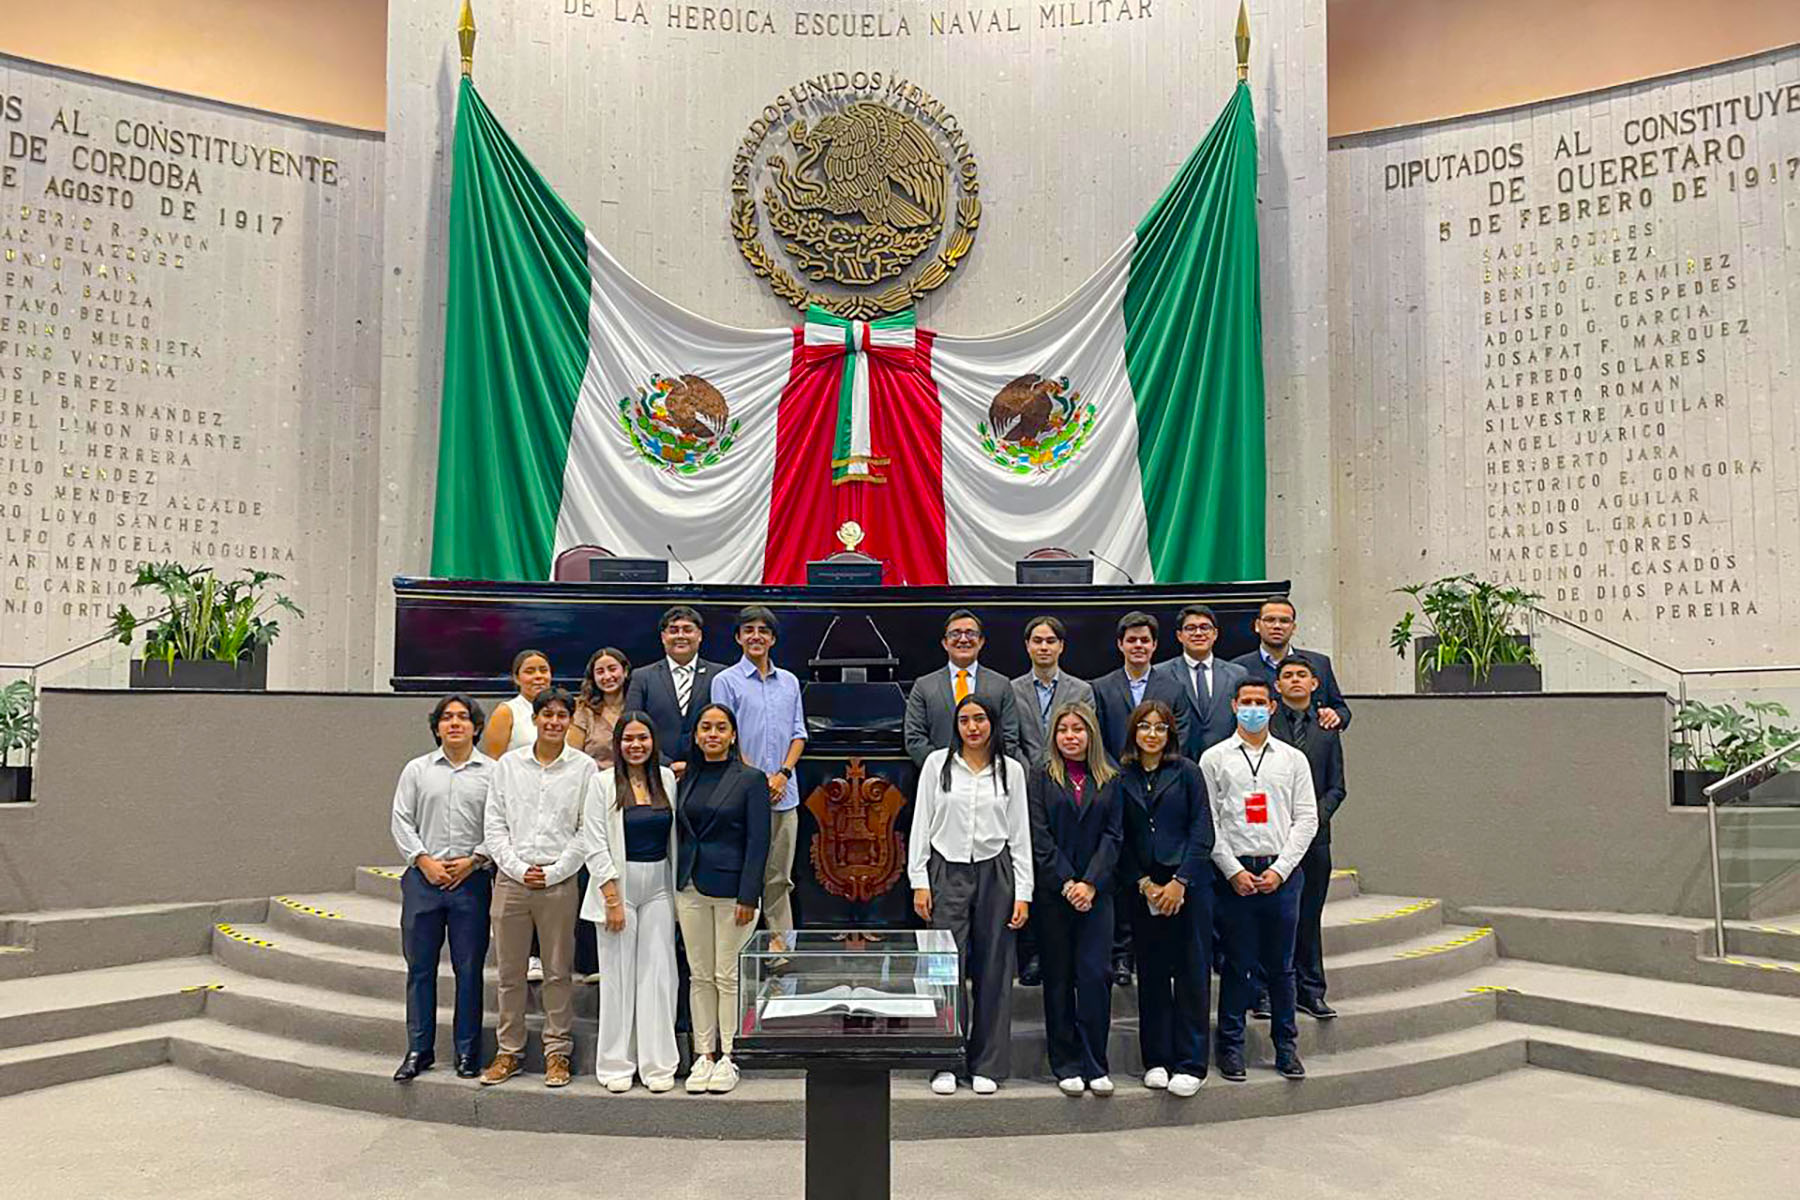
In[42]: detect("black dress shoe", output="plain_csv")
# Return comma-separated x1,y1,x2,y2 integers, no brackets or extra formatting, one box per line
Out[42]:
1297,997,1338,1020
454,1054,480,1078
1251,994,1272,1019
393,1052,434,1083
1217,1048,1247,1082
1018,957,1042,987
1275,1046,1306,1079
1111,959,1134,988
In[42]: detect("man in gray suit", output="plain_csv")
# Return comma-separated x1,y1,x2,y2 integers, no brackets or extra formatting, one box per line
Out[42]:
1010,614,1095,767
903,609,1023,766
1154,602,1249,758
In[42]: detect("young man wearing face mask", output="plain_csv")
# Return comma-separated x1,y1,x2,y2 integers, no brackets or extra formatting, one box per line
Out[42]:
1199,679,1318,1083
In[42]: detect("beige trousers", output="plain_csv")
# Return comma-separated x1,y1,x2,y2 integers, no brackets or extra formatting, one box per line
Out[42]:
492,875,578,1058
675,888,758,1055
762,808,799,936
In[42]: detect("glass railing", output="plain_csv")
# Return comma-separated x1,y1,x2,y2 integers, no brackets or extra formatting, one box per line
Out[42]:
0,614,152,782
1701,738,1800,953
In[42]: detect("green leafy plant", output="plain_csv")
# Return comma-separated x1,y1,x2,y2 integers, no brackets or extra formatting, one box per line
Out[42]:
0,680,38,765
1389,574,1541,684
1670,699,1800,775
108,562,304,667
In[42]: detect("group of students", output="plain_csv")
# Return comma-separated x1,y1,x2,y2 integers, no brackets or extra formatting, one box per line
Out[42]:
388,597,1347,1098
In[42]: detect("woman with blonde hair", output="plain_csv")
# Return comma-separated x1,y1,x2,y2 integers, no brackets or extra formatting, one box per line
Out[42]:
1026,701,1123,1096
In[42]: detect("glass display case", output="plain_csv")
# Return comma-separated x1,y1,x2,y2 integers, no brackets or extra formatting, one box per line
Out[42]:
734,928,964,1068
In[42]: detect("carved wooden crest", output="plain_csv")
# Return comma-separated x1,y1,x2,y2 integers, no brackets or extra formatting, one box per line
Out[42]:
804,758,908,903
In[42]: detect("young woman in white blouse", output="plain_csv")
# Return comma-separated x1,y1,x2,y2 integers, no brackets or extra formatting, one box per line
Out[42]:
581,712,680,1093
908,694,1033,1096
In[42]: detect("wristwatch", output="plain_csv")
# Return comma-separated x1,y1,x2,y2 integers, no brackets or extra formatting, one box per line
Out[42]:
774,767,792,781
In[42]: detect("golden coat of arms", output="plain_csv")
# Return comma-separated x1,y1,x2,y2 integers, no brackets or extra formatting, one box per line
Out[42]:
731,72,981,319
804,759,909,903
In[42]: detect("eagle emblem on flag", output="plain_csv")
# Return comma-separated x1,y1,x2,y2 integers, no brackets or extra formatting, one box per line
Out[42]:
979,373,1098,475
617,373,742,475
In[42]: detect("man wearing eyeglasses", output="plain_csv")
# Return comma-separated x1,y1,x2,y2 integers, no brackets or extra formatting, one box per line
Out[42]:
1231,599,1352,731
1155,603,1249,757
903,609,1023,766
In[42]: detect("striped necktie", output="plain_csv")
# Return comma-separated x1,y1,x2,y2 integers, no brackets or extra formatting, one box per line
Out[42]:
674,663,693,715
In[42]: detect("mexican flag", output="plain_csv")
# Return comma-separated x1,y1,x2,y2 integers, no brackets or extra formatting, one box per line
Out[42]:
431,78,1265,585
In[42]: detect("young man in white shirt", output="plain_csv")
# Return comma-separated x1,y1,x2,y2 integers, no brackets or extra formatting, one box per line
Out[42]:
1200,678,1318,1083
480,687,614,1089
390,694,494,1083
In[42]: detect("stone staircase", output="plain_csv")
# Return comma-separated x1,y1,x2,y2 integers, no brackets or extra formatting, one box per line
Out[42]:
3,868,1797,1132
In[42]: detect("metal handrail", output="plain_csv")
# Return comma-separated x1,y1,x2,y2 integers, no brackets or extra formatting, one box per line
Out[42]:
1701,735,1800,959
0,608,171,774
1530,604,1800,680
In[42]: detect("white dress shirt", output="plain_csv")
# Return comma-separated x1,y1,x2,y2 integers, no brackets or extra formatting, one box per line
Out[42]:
907,747,1034,902
391,747,494,866
1182,653,1216,705
484,744,596,886
1199,732,1318,882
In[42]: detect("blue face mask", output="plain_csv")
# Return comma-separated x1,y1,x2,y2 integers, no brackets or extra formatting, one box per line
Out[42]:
1236,705,1272,734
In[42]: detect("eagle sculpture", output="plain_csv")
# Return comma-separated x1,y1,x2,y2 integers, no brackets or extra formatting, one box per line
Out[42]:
662,374,729,441
771,103,947,229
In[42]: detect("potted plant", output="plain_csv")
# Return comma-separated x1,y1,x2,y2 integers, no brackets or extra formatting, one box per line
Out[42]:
1669,699,1800,806
110,562,304,690
1389,574,1543,693
0,679,37,803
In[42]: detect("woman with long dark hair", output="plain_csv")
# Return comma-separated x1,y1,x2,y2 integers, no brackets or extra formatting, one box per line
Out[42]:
570,647,631,768
481,648,553,758
907,694,1033,1096
1117,698,1214,1098
582,711,680,1092
1027,701,1122,1096
673,702,769,1095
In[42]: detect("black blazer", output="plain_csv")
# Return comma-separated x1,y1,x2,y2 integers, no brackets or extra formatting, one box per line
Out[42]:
1026,765,1123,897
673,759,770,906
1115,758,1214,889
1272,705,1347,845
624,657,726,761
1232,648,1352,729
1091,667,1195,765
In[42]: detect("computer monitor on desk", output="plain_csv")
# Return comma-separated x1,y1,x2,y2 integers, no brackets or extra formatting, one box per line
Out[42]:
806,553,884,587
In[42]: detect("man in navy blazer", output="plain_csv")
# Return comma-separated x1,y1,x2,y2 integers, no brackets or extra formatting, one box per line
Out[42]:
624,605,726,763
1231,599,1351,730
1091,612,1195,765
1153,602,1249,758
1272,656,1347,1020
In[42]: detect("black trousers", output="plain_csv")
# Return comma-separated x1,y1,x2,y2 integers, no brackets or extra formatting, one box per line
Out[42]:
1294,842,1332,1003
1036,890,1114,1080
929,851,1016,1081
1112,878,1135,967
400,866,492,1058
1130,878,1211,1077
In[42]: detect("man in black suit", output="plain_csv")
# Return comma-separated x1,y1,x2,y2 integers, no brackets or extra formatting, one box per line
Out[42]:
1232,599,1351,730
624,605,726,766
1271,655,1347,1020
902,609,1022,765
1091,611,1194,986
1153,603,1249,758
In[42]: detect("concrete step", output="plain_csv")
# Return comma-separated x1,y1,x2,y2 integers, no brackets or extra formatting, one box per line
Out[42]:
1526,1028,1800,1118
0,957,221,1050
1467,906,1800,997
0,1019,196,1096
1477,959,1800,1069
0,899,267,981
164,1016,1527,1139
1727,918,1800,963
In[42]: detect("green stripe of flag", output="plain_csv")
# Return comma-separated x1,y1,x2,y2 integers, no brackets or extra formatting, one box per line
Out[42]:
1123,81,1267,583
430,78,592,580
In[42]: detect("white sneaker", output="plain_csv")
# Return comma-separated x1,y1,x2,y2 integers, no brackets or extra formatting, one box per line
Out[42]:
1058,1077,1086,1096
1142,1067,1170,1090
706,1055,740,1093
645,1076,675,1094
971,1075,998,1095
1168,1072,1203,1097
574,971,600,985
1088,1075,1115,1096
603,1076,632,1094
526,956,545,983
685,1056,716,1094
930,1071,958,1095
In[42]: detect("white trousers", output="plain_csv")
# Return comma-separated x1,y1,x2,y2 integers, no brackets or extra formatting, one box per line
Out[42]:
595,860,680,1087
675,887,758,1055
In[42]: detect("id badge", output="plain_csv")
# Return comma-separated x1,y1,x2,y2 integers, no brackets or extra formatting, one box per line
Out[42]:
1245,791,1269,824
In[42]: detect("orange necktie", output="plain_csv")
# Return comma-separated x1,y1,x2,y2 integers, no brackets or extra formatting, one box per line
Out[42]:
955,669,970,703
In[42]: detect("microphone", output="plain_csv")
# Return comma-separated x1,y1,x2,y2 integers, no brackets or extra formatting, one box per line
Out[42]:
1089,548,1136,585
666,543,696,583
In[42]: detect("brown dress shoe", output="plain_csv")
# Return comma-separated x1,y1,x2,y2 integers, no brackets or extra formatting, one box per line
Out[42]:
545,1054,572,1088
479,1053,522,1086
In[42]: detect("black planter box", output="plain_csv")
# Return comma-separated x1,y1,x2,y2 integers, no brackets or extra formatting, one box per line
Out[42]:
129,649,268,691
0,765,30,803
1414,636,1541,694
1671,766,1800,807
